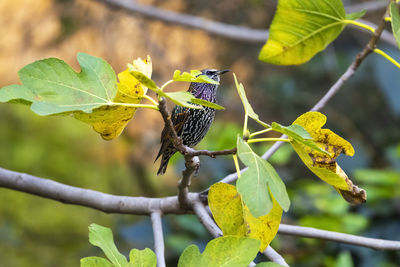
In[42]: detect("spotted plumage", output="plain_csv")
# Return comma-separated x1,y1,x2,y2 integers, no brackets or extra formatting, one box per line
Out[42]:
155,69,229,175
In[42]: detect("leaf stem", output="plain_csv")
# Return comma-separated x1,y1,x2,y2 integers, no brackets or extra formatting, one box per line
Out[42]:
111,102,159,110
343,20,375,33
160,80,174,91
373,48,400,68
247,138,290,144
243,115,248,137
143,94,159,105
249,128,273,138
232,154,241,179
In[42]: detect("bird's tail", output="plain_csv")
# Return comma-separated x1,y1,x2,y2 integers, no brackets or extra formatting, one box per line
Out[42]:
156,149,175,175
157,156,170,175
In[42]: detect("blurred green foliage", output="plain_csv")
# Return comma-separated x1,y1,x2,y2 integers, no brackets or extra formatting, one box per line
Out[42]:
0,104,139,266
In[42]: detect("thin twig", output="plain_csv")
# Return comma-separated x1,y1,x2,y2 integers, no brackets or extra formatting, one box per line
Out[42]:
278,224,400,251
184,147,237,157
263,246,289,266
151,211,166,267
215,8,390,187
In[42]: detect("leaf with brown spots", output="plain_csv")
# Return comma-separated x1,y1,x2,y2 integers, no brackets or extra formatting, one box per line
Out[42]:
209,183,282,252
290,112,366,204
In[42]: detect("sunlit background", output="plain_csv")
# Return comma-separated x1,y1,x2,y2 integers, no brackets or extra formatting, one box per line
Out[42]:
0,0,399,266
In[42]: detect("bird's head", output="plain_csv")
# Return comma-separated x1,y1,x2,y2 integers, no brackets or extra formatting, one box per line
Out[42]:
189,69,230,100
200,69,230,83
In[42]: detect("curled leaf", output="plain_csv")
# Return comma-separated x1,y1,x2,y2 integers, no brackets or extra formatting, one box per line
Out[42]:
290,112,366,204
233,73,270,128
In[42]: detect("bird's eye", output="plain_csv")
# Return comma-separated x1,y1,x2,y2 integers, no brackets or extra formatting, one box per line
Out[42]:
206,70,214,76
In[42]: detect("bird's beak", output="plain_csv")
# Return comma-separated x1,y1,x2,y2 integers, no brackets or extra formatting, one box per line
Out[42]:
217,69,230,75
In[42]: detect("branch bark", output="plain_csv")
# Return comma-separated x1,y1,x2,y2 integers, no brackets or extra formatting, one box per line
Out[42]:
0,167,190,215
151,211,166,267
191,199,222,238
178,156,199,209
263,246,289,267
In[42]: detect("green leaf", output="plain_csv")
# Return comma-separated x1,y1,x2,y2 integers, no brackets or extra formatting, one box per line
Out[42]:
163,91,202,109
233,73,270,128
178,245,202,267
259,0,347,65
0,53,117,115
236,137,290,217
163,91,224,110
390,2,400,49
345,10,366,20
190,98,225,110
335,251,354,267
271,122,329,155
88,224,128,267
173,70,219,85
129,248,157,267
81,257,113,267
178,236,260,267
129,71,158,92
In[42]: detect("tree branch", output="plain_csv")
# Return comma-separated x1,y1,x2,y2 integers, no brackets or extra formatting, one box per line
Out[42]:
178,156,199,209
184,147,237,157
95,0,268,43
151,211,166,267
1,166,400,251
0,167,191,215
263,246,289,267
191,199,222,238
93,0,396,47
345,1,387,13
278,224,400,251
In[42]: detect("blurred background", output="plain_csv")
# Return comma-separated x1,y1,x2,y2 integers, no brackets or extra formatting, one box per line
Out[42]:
0,0,399,266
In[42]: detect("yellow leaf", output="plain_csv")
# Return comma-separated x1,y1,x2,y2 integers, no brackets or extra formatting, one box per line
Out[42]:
243,196,282,252
209,183,282,252
75,56,152,140
209,183,247,237
290,112,366,204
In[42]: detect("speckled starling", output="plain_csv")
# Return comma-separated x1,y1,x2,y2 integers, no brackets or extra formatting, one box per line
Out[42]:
155,69,230,175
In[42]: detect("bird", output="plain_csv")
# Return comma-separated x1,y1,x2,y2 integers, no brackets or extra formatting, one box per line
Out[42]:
155,69,230,175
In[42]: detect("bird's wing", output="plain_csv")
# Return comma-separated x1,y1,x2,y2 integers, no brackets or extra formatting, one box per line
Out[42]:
171,105,190,136
154,106,190,161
